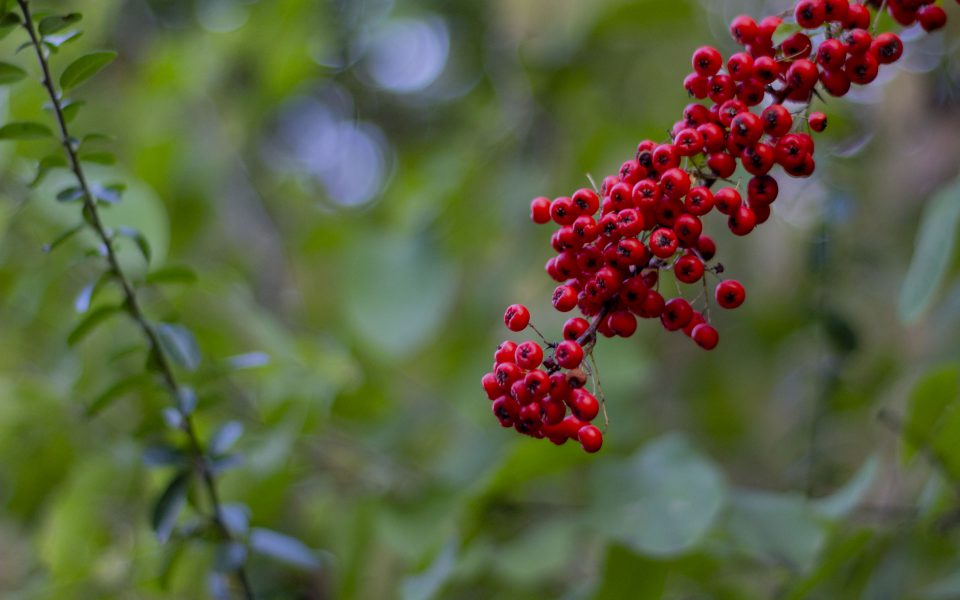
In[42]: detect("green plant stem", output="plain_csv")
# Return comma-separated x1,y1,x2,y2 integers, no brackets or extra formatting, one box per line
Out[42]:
16,2,255,598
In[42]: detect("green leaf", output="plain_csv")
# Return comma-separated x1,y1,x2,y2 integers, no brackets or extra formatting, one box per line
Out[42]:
38,13,82,35
0,61,26,84
56,186,85,203
59,50,116,91
899,177,960,323
902,366,960,462
42,222,83,253
249,528,321,570
31,154,68,187
67,304,123,346
143,445,186,468
0,121,53,140
145,265,198,286
591,544,667,600
79,151,115,165
155,323,201,372
814,455,880,520
43,30,83,49
592,433,726,557
85,373,152,417
213,542,247,573
117,225,151,262
209,421,243,456
723,490,828,573
95,183,125,205
219,504,250,537
152,471,189,544
0,12,20,39
60,99,85,123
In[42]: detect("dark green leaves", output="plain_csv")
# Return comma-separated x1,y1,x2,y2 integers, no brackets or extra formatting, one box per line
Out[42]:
59,50,116,91
116,226,151,262
0,61,26,84
155,323,201,372
31,154,67,187
899,177,960,323
56,186,85,203
38,13,82,35
249,528,321,570
145,265,198,286
85,373,153,417
0,121,53,140
0,11,20,39
152,471,190,543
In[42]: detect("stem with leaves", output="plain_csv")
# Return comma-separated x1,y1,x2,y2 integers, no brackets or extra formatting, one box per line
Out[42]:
15,1,255,597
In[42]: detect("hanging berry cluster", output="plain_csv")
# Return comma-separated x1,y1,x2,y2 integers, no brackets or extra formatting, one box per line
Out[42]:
482,0,952,453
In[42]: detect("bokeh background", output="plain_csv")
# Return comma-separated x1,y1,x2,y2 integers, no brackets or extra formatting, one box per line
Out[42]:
2,0,960,598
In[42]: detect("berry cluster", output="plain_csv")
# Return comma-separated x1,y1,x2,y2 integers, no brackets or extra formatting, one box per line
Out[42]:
483,0,951,453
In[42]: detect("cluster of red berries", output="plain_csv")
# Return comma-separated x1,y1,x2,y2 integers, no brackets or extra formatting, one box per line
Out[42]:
483,0,951,454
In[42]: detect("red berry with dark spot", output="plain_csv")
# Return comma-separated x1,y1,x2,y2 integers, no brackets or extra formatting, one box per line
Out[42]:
809,112,828,132
515,341,544,370
555,340,585,369
692,323,720,350
716,280,746,309
504,304,530,332
578,425,604,453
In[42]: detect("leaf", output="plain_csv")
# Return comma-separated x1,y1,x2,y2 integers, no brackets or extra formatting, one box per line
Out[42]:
152,471,189,544
902,366,960,462
219,503,250,537
143,444,186,468
162,407,183,429
75,271,114,314
79,151,115,165
67,304,122,346
95,183,126,205
723,490,828,573
591,543,668,600
814,455,880,520
209,453,244,475
42,222,83,252
56,186,85,203
117,226,151,262
85,373,151,417
209,421,243,456
591,433,726,557
43,30,83,49
59,50,116,91
401,539,457,600
899,177,960,323
60,99,85,123
155,323,201,371
213,542,247,573
145,265,198,286
0,12,20,40
225,352,270,370
177,387,197,415
0,121,53,140
249,528,321,570
0,61,26,84
31,154,67,187
38,13,82,35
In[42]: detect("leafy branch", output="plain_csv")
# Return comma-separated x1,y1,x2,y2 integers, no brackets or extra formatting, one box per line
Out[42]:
13,1,256,597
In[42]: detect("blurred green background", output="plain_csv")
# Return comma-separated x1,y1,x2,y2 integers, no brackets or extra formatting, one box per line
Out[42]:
2,0,960,598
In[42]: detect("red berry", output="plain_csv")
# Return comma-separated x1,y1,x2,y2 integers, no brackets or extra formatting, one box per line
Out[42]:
504,304,530,332
482,372,502,400
696,235,717,261
515,340,544,370
728,205,757,236
577,425,604,453
494,340,517,364
918,6,947,32
661,297,694,331
563,317,590,341
730,15,758,44
715,280,746,309
795,0,827,29
809,112,828,132
552,285,578,312
607,310,638,337
871,32,903,65
675,254,705,284
571,388,600,421
650,228,679,258
692,46,723,77
714,187,742,216
555,340,585,369
692,323,720,350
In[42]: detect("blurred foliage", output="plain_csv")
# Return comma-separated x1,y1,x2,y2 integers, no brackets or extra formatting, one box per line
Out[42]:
1,0,960,598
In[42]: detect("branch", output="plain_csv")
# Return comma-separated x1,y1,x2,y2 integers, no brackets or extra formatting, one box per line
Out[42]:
16,2,255,598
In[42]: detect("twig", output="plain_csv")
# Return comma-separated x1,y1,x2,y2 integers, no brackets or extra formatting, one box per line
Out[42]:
16,2,255,598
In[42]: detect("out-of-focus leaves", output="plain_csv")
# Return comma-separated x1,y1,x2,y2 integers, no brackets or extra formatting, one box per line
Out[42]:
155,323,201,371
343,232,457,357
38,13,81,36
60,98,85,122
177,386,197,415
900,177,960,323
145,265,198,286
209,421,243,456
67,304,122,346
225,352,270,370
41,222,82,252
0,61,26,84
783,530,875,600
902,366,959,462
152,471,190,544
219,503,250,537
591,543,667,600
94,182,125,204
31,154,67,187
814,455,880,520
143,444,186,468
593,433,726,557
56,185,84,202
0,121,52,139
401,539,457,600
249,528,321,570
213,542,247,573
921,570,960,599
0,12,21,39
85,373,152,416
117,225,151,263
79,151,115,165
59,50,116,91
723,490,828,573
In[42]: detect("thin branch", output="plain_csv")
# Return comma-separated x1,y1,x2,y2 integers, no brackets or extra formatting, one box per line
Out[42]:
16,2,255,598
